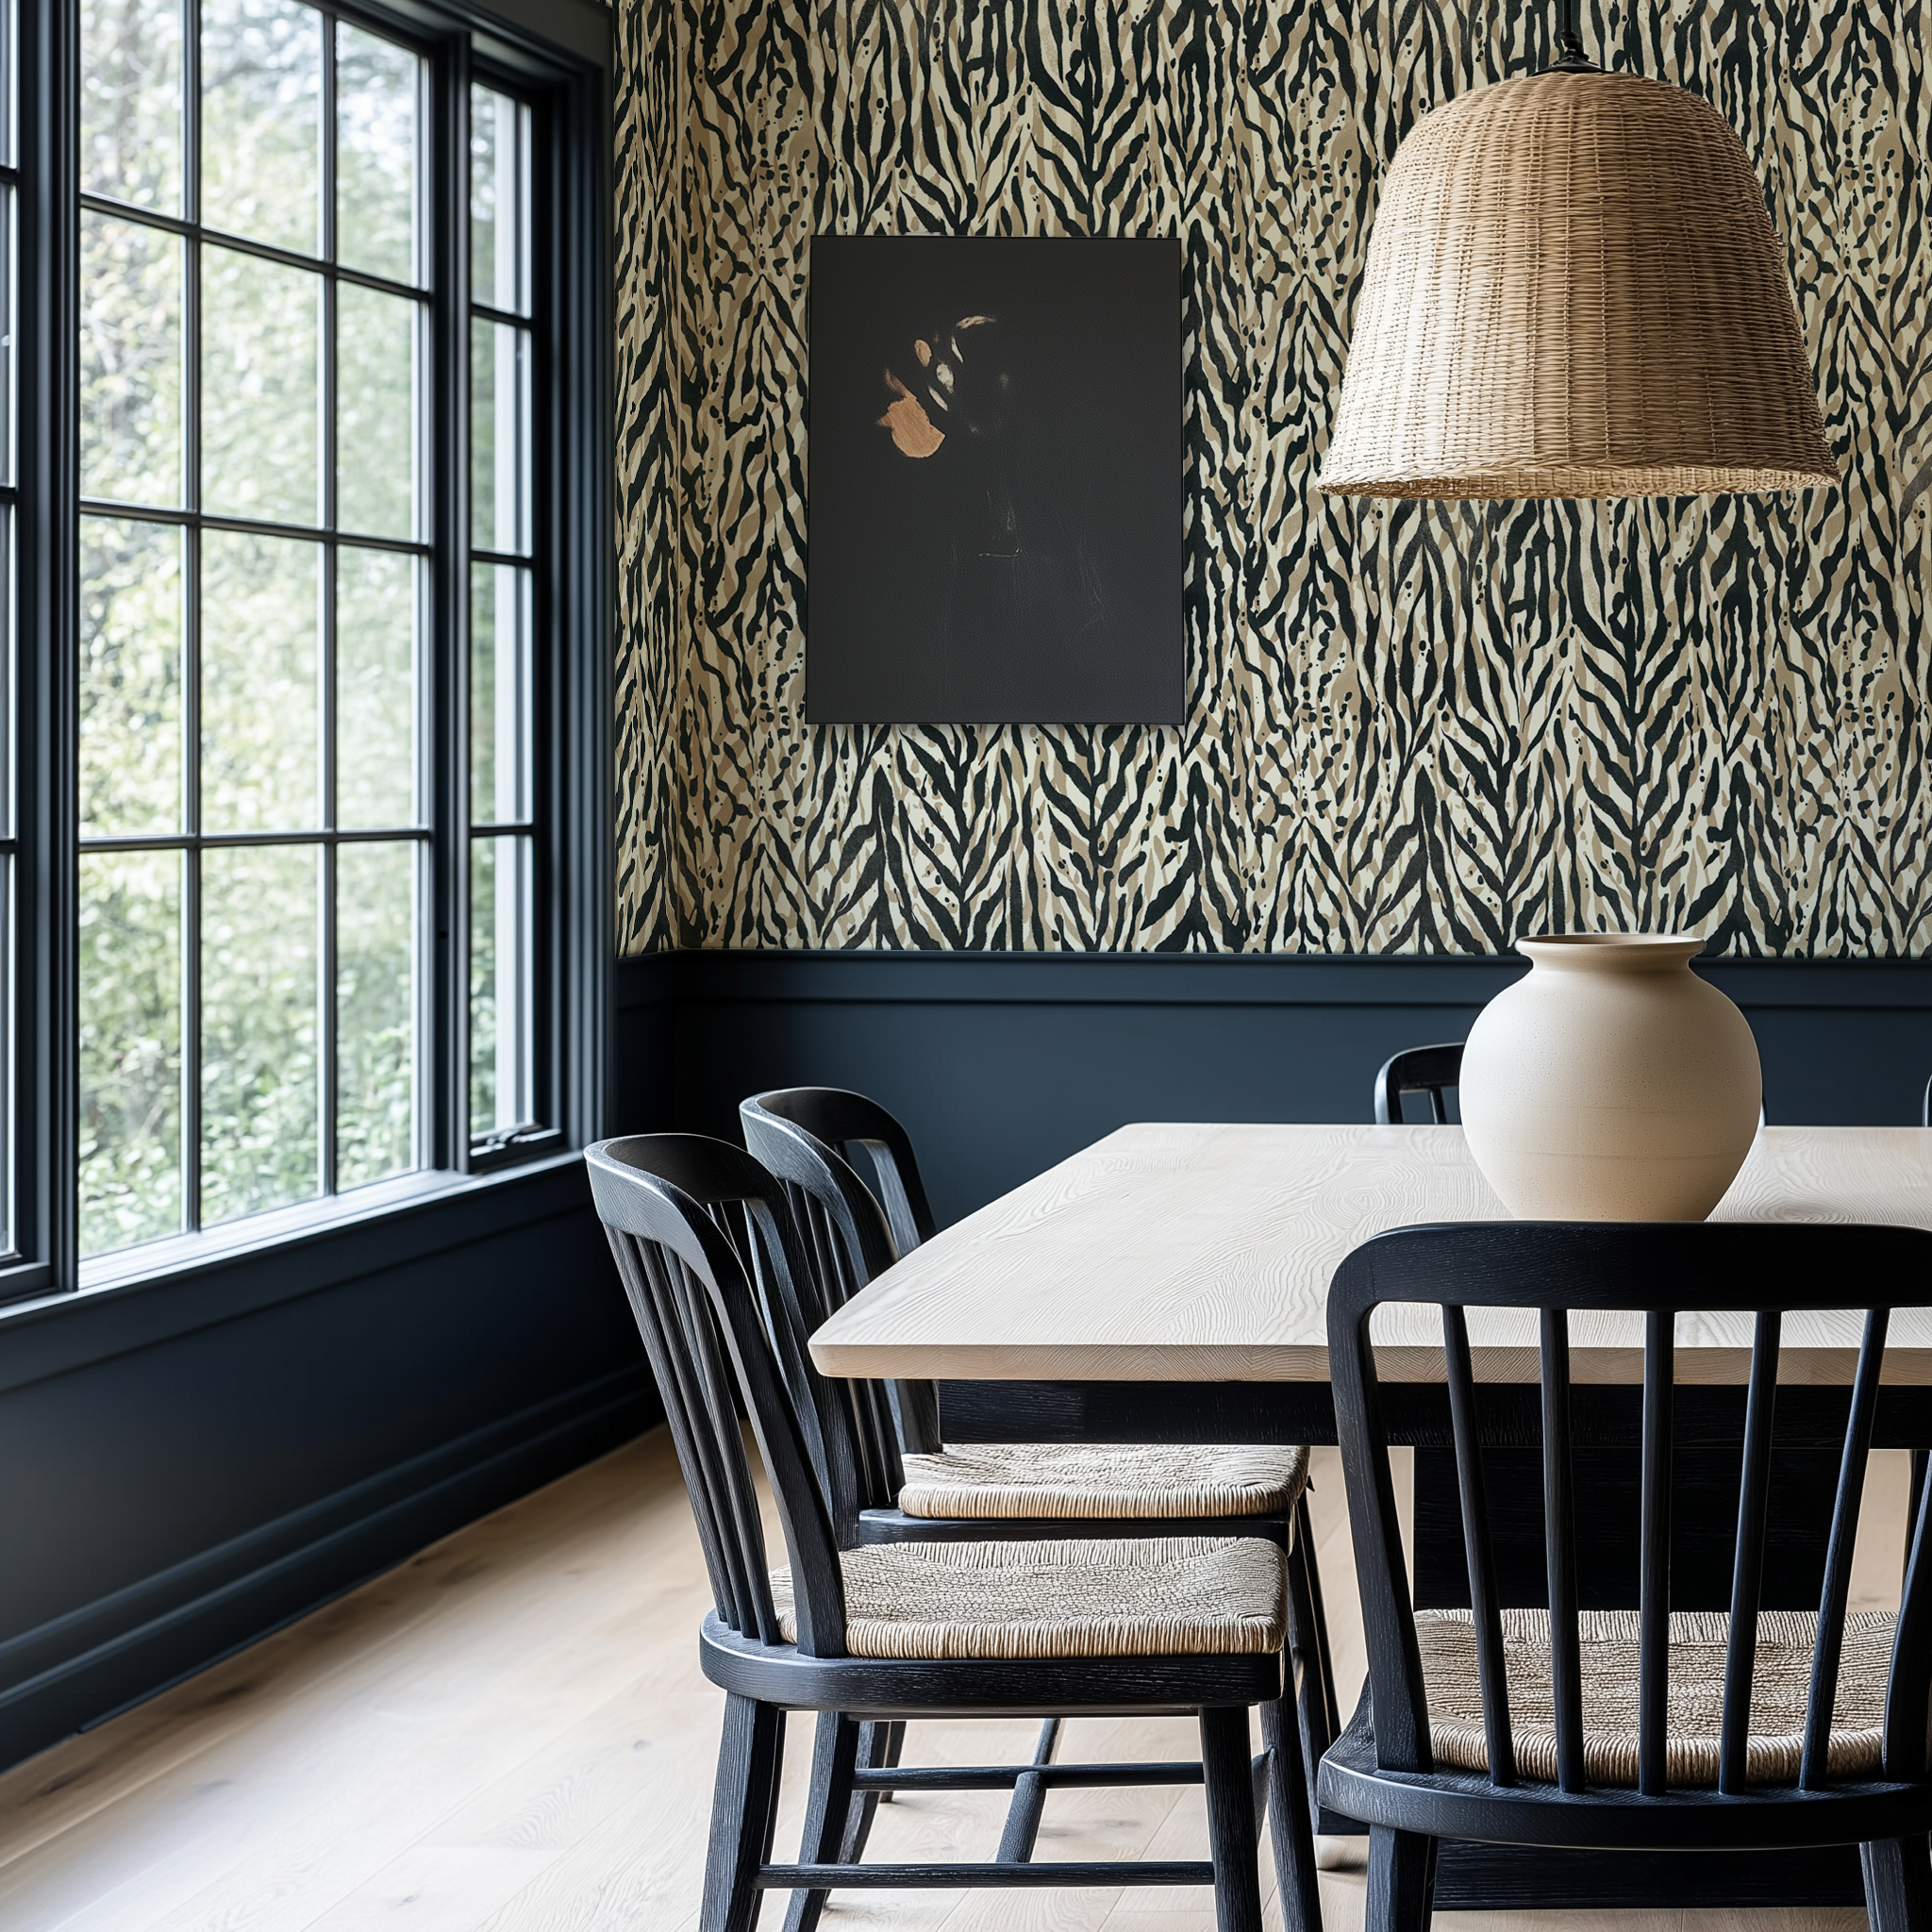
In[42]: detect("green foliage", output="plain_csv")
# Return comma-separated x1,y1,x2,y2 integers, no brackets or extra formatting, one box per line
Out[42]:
339,549,418,827
470,838,499,1138
200,529,320,831
81,0,182,212
79,212,181,506
338,843,416,1191
80,516,182,836
78,852,182,1254
75,0,465,1257
200,846,319,1224
200,0,320,254
201,247,320,525
339,284,417,540
337,24,417,284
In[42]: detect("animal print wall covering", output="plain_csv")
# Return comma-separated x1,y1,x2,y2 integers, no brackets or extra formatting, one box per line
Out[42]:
613,0,1932,957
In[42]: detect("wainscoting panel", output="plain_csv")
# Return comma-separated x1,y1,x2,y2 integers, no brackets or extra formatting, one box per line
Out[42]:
621,951,1932,1227
0,1168,651,1774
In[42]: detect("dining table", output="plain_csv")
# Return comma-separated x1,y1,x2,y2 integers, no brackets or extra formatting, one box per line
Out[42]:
808,1121,1932,1912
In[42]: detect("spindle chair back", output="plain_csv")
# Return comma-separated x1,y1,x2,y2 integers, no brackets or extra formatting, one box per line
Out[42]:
1320,1220,1932,1932
741,1089,940,1455
1374,1043,1464,1125
743,1085,1344,1893
587,1133,860,1641
587,1134,1298,1932
746,1085,937,1250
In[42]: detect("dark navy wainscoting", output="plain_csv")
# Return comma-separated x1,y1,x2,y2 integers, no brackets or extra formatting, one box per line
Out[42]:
6,945,1926,1779
0,1160,651,1774
618,949,1932,1228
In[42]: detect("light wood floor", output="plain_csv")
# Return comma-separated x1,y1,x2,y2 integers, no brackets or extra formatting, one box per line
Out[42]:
0,1433,1906,1932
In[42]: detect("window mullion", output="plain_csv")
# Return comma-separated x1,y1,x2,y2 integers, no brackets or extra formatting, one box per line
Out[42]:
320,16,337,1200
183,523,202,1235
13,0,78,1296
429,31,471,1176
321,540,338,1198
181,0,202,1237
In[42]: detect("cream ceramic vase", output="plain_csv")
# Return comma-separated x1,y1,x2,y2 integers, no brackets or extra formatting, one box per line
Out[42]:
1458,935,1762,1221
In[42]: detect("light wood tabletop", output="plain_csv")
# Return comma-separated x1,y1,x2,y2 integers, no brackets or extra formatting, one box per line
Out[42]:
808,1124,1932,1388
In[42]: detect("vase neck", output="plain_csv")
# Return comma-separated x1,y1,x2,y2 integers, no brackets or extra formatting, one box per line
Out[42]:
1517,935,1707,974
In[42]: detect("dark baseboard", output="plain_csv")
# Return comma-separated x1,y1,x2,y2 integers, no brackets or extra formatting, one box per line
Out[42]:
617,948,1932,1226
0,1367,655,1771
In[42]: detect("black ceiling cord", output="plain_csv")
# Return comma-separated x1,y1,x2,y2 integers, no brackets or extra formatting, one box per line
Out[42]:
1551,0,1600,71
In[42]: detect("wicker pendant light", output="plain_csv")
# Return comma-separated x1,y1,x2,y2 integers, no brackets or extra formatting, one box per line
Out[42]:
1318,19,1839,500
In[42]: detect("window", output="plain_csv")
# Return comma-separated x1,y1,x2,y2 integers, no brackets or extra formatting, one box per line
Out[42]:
468,81,536,1151
0,0,608,1296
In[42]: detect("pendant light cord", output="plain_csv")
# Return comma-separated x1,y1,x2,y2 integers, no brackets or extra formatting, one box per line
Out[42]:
1551,0,1599,70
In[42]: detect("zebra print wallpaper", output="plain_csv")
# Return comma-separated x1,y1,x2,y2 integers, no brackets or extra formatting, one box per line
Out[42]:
613,0,1931,958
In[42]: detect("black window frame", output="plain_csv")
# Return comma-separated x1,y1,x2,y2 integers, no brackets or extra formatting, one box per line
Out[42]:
6,0,609,1307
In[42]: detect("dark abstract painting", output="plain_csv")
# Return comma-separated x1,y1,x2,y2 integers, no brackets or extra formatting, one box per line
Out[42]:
807,236,1183,724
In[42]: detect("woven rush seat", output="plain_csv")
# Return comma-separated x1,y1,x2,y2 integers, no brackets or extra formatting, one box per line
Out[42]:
895,1442,1311,1521
772,1536,1288,1660
1418,1607,1895,1787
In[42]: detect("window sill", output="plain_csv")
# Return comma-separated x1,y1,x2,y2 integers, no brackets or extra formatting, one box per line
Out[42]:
74,1160,575,1295
0,1152,594,1396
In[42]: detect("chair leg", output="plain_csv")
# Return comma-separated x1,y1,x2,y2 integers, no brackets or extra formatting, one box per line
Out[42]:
782,1712,863,1932
873,1718,908,1803
1863,1837,1932,1932
1261,1691,1323,1932
1200,1705,1266,1932
1366,1825,1435,1932
839,1718,903,1864
1298,1491,1344,1754
701,1694,786,1932
996,1717,1065,1863
1286,1512,1333,1831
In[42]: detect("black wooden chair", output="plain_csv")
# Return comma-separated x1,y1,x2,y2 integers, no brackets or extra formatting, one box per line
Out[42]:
740,1088,1342,1854
1373,1044,1464,1124
1374,1043,1766,1130
1318,1219,1932,1932
587,1132,1319,1932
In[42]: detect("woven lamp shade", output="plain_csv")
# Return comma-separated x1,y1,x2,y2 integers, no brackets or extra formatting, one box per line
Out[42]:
1318,71,1840,499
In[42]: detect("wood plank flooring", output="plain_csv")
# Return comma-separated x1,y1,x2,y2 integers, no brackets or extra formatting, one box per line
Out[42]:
0,1432,1901,1931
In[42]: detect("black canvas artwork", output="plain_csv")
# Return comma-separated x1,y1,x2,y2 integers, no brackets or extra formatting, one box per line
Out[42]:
806,236,1183,724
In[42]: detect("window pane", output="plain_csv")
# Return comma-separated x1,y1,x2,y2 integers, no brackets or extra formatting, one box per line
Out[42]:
471,318,527,554
201,529,319,830
81,515,182,835
337,282,416,539
338,546,417,827
469,563,527,824
469,86,525,314
337,841,416,1190
79,849,183,1256
80,211,183,507
337,25,418,285
200,0,321,254
470,834,531,1139
81,0,182,213
0,190,13,489
202,246,321,525
201,843,320,1223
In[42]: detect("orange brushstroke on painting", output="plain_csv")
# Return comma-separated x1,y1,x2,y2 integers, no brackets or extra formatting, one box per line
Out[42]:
878,372,944,458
